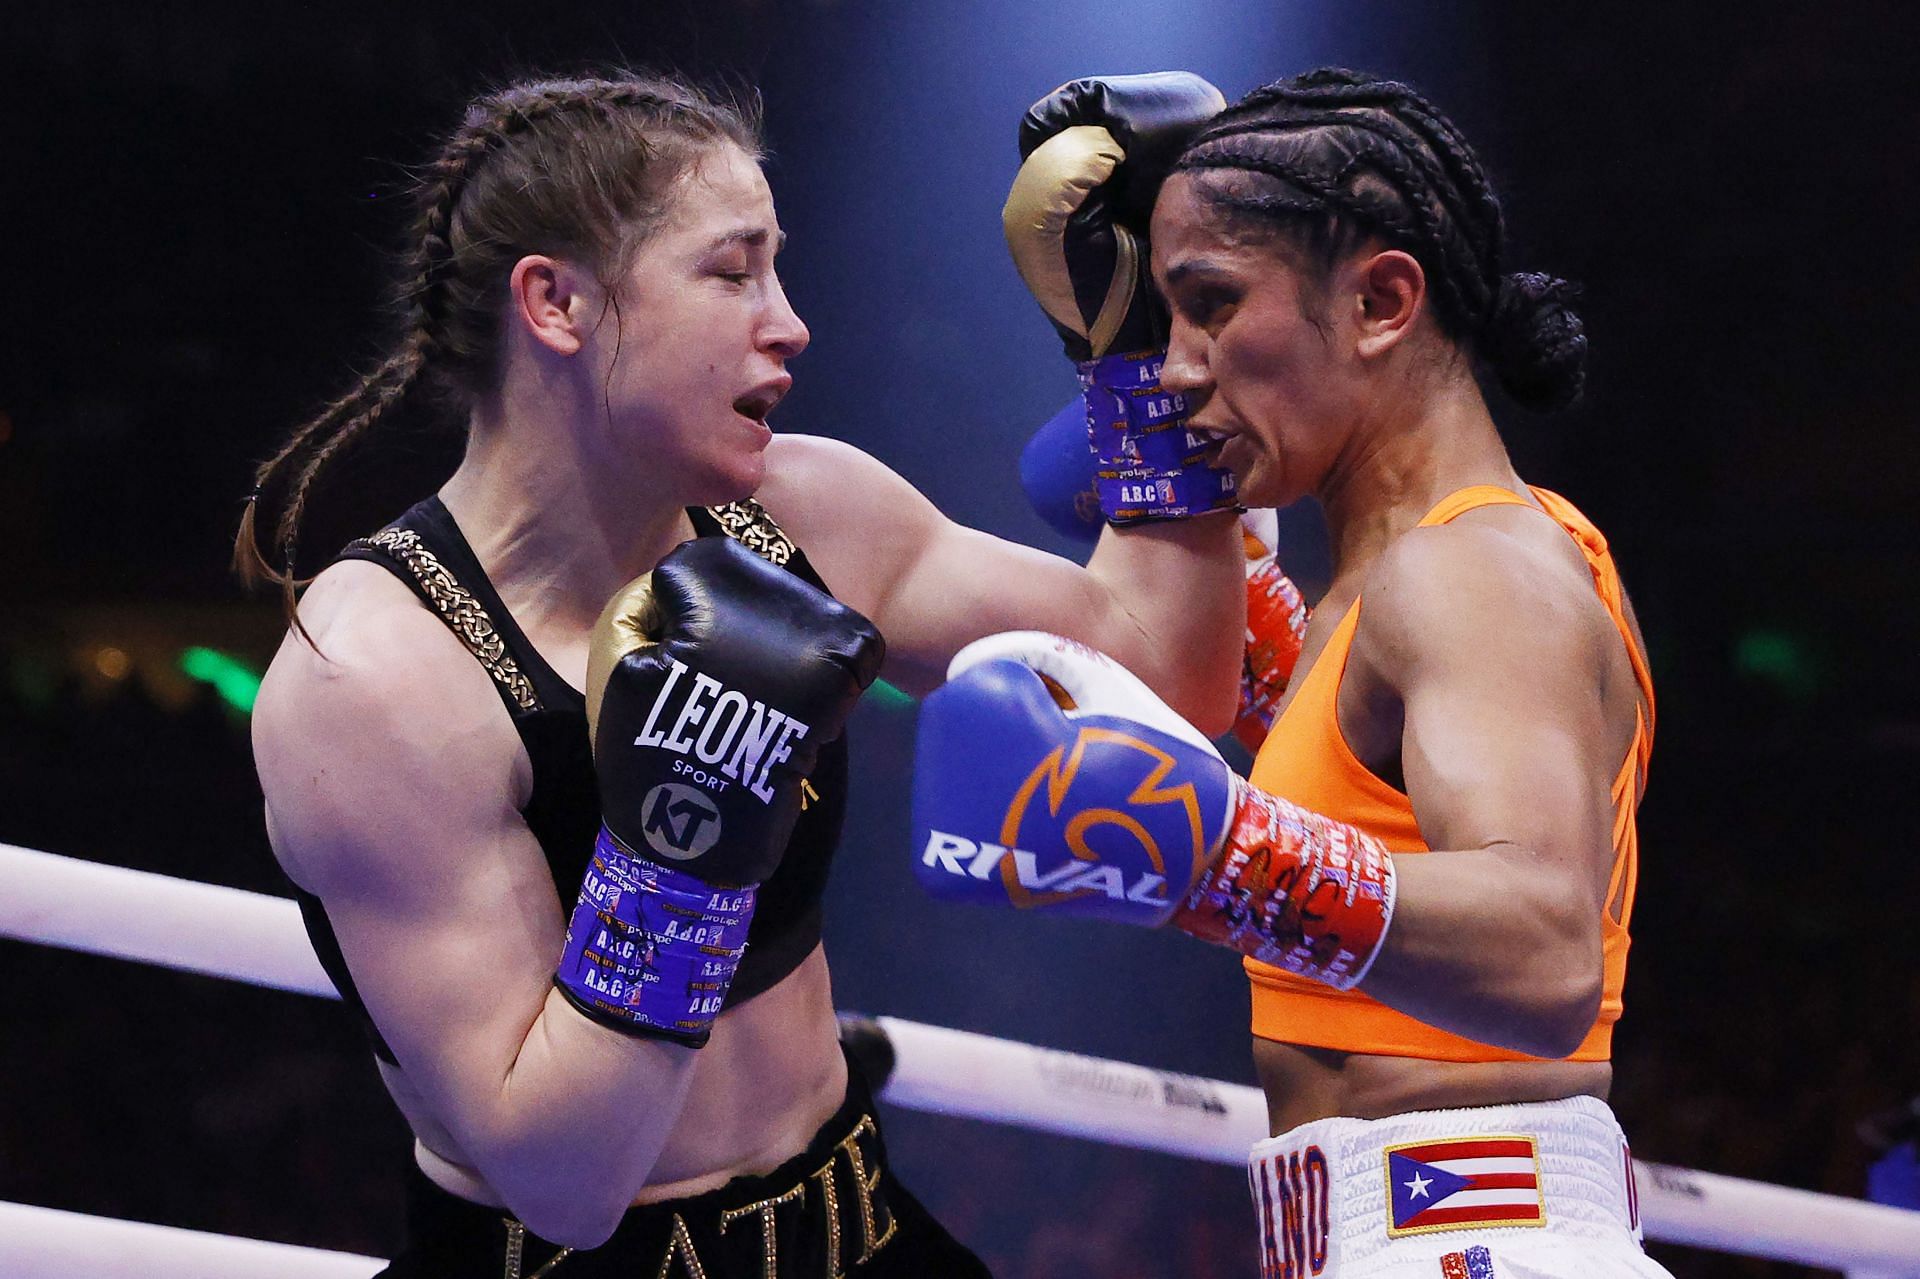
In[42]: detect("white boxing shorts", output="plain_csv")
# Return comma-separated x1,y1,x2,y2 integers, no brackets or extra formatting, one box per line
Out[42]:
1248,1096,1674,1278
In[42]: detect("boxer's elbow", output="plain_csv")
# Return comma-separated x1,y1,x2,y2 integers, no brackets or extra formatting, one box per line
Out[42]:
1430,895,1600,1058
508,1193,625,1252
467,1110,662,1248
1446,968,1596,1060
489,1155,634,1249
1511,964,1603,1060
1507,915,1604,1059
1187,662,1241,740
1379,856,1604,1058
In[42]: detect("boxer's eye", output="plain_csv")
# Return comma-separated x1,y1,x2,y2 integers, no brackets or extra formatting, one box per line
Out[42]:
1186,288,1236,325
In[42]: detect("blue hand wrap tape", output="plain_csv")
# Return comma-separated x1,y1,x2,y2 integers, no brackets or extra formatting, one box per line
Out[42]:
1078,350,1237,523
555,826,755,1042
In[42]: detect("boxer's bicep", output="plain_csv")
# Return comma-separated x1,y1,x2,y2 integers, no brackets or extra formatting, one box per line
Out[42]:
1350,530,1618,1054
881,513,1135,683
1393,572,1616,901
763,434,1236,724
760,433,1117,692
256,616,565,1122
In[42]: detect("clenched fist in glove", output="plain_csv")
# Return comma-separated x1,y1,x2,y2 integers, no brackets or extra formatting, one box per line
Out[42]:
555,537,883,1045
1003,73,1237,524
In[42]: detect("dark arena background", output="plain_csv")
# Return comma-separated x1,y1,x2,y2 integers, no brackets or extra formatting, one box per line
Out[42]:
3,2,1918,1275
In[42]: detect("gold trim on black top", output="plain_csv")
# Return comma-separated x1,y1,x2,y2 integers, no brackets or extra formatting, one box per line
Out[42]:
354,500,791,717
706,498,796,567
358,527,541,712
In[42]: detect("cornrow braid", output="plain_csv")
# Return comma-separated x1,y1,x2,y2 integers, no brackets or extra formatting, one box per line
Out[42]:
1172,68,1586,412
405,78,725,396
1181,111,1495,334
1219,69,1509,300
235,73,762,639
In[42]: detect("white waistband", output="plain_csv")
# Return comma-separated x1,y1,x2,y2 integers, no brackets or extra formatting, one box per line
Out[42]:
1248,1096,1642,1273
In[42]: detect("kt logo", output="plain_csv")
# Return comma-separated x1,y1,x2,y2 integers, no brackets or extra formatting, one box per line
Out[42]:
640,783,724,861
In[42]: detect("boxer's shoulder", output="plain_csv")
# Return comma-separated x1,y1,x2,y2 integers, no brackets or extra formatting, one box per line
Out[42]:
758,433,901,517
256,559,528,892
288,557,451,652
266,559,505,717
757,433,943,616
1352,509,1611,688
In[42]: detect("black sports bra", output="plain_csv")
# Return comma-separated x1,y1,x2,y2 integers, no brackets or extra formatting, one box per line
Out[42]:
291,495,849,1066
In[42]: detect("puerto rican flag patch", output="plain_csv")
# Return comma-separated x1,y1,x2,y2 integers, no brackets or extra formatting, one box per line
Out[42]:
1384,1135,1545,1236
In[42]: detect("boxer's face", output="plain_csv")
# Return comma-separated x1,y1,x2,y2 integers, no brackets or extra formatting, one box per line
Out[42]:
1151,174,1357,509
589,143,809,504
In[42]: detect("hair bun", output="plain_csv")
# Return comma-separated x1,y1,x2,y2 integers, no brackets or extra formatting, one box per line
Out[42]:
1482,271,1588,412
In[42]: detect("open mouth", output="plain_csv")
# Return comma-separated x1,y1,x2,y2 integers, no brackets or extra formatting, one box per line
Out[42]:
733,393,775,423
733,378,790,425
1191,425,1234,463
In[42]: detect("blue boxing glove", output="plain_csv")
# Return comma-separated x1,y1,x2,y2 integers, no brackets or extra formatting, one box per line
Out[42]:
1016,410,1309,753
1019,396,1105,546
912,632,1233,924
1003,73,1236,525
912,632,1398,990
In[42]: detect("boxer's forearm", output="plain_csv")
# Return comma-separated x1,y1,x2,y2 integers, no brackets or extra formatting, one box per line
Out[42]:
459,996,699,1247
1360,845,1604,1059
750,435,1239,722
1081,509,1243,735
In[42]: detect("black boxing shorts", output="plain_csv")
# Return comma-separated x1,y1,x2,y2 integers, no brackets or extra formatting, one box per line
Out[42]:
375,1052,990,1278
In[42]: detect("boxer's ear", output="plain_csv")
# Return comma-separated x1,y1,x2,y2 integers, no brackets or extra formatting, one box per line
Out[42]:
509,254,600,357
1351,249,1426,360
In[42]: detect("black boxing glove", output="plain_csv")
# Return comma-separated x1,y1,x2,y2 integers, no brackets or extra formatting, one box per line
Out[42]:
554,537,883,1044
1008,71,1225,362
1002,72,1236,524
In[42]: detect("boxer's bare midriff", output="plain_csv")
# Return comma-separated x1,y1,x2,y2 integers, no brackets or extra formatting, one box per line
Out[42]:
395,946,849,1210
1254,1037,1611,1136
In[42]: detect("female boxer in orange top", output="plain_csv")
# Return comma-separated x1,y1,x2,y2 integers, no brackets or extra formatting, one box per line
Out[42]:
1148,68,1667,1275
911,67,1667,1275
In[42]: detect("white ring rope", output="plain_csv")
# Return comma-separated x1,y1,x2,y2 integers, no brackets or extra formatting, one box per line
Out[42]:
865,1014,1271,1166
0,1199,383,1279
0,842,335,997
866,1017,1920,1270
5,842,1920,1272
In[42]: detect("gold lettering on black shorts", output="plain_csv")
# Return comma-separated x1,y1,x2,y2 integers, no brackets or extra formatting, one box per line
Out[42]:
838,1114,898,1264
656,1212,709,1279
719,1181,807,1279
809,1154,844,1278
500,1219,572,1279
497,1107,893,1279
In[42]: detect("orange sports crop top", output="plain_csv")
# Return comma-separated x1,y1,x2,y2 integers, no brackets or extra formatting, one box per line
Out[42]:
1245,485,1654,1063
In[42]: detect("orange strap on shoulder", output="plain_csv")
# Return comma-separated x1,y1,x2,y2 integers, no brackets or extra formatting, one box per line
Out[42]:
1419,486,1652,733
1416,484,1533,527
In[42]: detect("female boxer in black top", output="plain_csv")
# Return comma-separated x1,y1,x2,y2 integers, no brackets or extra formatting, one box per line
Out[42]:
243,73,1239,1276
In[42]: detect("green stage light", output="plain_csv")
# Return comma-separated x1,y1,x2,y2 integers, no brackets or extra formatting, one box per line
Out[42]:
1733,628,1819,700
179,647,264,714
865,678,916,710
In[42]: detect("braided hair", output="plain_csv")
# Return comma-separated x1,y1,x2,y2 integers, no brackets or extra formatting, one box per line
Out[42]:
235,73,762,631
1172,68,1586,413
